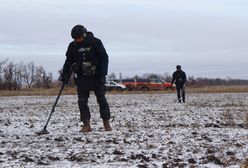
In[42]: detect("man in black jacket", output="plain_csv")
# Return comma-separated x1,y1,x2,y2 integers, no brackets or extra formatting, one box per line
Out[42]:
59,25,112,132
171,65,187,103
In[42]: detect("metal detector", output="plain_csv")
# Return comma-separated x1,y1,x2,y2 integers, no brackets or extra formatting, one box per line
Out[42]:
36,82,65,135
36,69,72,135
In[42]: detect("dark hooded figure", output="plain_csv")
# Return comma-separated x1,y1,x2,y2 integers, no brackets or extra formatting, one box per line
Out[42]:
59,25,112,132
171,65,187,103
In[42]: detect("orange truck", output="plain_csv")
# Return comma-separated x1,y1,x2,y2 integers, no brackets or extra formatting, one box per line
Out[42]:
122,78,175,91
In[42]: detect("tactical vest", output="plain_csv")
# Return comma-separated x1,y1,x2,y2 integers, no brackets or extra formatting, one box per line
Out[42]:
73,42,97,76
175,71,184,84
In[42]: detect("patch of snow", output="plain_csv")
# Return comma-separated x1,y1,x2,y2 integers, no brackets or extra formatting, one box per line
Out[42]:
0,93,248,167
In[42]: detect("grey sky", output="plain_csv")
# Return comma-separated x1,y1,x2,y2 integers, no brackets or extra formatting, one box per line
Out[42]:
0,0,248,79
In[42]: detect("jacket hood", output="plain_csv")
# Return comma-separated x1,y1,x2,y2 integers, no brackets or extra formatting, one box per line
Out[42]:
84,32,94,44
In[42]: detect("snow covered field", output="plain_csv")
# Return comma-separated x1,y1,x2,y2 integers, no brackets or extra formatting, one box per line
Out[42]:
0,93,248,168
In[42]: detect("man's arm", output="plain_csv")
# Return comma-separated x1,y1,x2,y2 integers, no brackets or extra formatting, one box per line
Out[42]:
94,39,108,76
183,71,187,84
59,42,75,83
171,72,175,85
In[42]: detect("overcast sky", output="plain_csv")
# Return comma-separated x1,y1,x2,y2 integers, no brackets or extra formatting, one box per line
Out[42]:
0,0,248,79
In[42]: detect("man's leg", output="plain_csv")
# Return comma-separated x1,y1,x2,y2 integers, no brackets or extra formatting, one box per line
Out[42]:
182,84,186,103
94,85,111,131
77,86,92,132
78,92,90,121
176,85,181,103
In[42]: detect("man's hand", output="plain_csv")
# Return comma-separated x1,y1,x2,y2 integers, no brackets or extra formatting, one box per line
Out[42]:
71,63,80,72
58,74,65,82
58,73,69,84
183,83,186,89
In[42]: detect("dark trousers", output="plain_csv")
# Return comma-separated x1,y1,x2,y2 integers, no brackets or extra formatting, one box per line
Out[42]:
176,83,185,102
77,85,110,121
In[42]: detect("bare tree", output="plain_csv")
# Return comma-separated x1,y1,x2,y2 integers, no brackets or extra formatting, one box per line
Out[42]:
42,72,53,88
162,72,172,82
0,59,8,89
3,61,15,90
34,65,52,88
13,62,24,90
2,61,24,90
22,61,35,88
0,59,8,72
142,73,162,79
33,66,45,88
108,72,116,80
187,76,195,86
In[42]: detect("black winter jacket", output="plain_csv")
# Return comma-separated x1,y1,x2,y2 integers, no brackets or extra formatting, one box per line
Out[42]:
61,32,109,91
171,70,187,85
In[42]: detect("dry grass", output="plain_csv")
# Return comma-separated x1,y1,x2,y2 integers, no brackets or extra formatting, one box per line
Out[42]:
221,108,235,127
187,85,248,93
0,87,77,96
0,85,248,96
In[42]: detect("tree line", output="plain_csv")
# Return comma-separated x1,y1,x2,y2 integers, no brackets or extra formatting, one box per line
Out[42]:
0,59,247,90
108,72,248,87
0,59,53,90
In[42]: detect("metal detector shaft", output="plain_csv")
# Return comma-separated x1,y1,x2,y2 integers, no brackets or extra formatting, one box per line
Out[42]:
42,82,65,130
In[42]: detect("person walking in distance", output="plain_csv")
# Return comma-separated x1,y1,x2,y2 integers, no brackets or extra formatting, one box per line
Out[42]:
171,65,187,103
59,25,112,132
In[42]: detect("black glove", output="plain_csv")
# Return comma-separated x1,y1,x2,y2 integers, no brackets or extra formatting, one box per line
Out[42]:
71,63,80,72
58,73,70,84
58,74,66,82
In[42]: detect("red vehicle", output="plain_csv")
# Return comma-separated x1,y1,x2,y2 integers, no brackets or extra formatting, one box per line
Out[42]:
122,78,175,91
